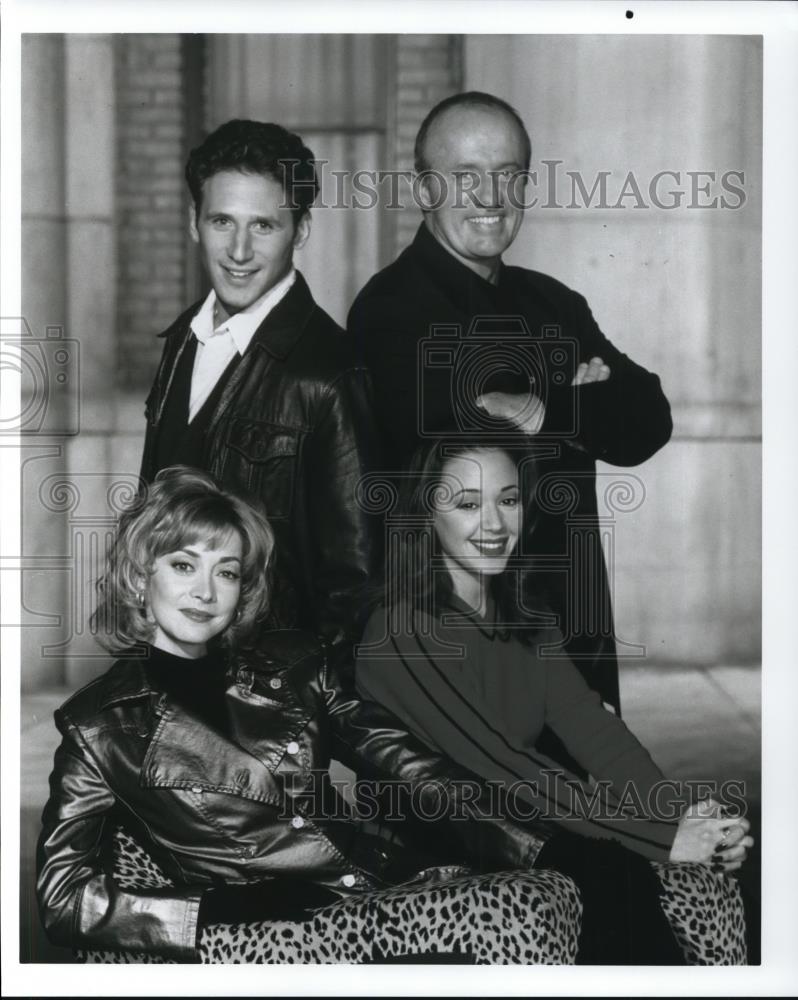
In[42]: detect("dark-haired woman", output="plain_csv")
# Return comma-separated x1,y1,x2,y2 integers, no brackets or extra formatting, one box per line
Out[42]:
356,428,753,964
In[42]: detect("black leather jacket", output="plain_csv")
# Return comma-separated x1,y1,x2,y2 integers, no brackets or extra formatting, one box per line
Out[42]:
140,272,379,642
37,631,547,960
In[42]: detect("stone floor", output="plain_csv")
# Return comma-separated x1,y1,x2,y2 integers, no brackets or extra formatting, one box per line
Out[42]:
18,662,761,963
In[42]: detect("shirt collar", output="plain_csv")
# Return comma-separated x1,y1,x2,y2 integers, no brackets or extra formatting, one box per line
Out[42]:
440,591,498,640
190,267,297,355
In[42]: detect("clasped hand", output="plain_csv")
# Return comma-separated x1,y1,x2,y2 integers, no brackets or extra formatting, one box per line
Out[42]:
668,798,754,872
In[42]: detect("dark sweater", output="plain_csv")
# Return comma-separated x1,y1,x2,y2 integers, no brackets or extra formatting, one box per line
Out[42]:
356,596,681,862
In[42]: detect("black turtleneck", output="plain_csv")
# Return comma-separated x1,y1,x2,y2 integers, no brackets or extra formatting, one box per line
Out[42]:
144,644,231,734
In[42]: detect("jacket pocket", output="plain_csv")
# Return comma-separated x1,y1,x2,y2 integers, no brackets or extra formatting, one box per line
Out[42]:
225,418,299,519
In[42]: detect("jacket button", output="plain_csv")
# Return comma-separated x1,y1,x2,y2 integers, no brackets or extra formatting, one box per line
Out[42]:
341,874,356,888
241,845,256,858
290,816,305,829
269,678,282,690
286,741,299,755
191,785,203,794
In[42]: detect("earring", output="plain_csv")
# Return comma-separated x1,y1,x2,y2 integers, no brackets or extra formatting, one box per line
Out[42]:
235,608,242,622
136,591,145,607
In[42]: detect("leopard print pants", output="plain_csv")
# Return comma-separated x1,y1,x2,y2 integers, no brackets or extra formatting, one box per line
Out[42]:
79,828,747,965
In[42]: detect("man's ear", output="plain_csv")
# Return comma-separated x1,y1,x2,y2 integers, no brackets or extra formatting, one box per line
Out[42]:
188,202,200,244
415,171,443,213
293,212,311,251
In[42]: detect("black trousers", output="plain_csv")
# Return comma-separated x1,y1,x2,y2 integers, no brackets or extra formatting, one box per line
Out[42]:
535,830,685,965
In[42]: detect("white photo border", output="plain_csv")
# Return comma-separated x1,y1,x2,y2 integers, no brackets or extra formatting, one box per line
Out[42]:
2,1,796,995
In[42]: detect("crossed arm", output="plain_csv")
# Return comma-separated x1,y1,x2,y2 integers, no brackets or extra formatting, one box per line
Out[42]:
478,292,673,465
478,353,612,433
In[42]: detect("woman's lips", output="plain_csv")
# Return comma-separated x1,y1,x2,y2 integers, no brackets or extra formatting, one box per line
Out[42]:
179,609,215,623
469,538,509,555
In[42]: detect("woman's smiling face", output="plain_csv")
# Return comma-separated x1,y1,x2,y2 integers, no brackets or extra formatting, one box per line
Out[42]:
145,531,243,658
433,449,521,596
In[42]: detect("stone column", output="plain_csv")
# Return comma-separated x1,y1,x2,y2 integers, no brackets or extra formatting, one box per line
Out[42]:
21,34,119,691
21,35,69,691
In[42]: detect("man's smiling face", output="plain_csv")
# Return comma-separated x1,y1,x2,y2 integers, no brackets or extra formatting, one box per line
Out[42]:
419,105,529,283
189,169,310,324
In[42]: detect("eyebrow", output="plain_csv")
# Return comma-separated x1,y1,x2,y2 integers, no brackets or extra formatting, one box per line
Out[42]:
206,210,281,226
450,485,519,498
176,549,241,563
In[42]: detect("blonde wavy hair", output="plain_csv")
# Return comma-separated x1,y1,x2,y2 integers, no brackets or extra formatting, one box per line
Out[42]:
91,466,274,652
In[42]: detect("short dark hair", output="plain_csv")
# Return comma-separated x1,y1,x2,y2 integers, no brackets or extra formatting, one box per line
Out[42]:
185,119,319,224
414,91,532,174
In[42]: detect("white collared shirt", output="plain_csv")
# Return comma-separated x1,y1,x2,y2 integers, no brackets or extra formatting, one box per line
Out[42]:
187,268,296,422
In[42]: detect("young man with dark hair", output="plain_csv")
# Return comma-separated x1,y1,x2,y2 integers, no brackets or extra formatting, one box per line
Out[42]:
141,119,377,645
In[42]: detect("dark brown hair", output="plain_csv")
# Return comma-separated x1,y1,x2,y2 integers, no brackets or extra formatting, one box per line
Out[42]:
374,421,548,643
186,119,318,224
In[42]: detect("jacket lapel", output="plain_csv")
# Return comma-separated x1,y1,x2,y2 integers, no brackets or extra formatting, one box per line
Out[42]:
149,304,202,427
204,271,319,442
149,272,319,434
139,668,312,801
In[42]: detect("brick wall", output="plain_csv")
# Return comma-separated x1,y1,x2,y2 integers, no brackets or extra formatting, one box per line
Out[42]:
115,35,190,391
112,33,461,388
392,35,463,256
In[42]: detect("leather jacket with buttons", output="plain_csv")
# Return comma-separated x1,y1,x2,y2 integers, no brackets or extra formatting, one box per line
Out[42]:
37,630,548,961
